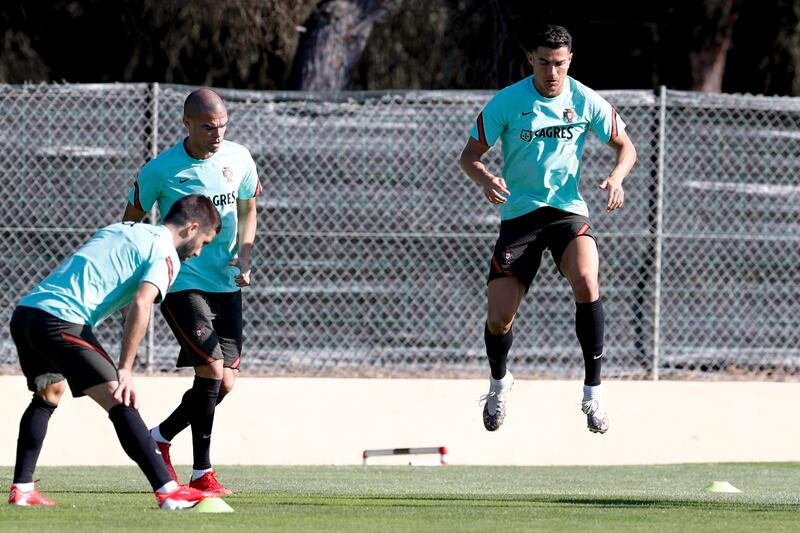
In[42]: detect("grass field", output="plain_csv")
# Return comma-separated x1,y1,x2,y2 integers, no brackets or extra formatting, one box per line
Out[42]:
1,463,799,532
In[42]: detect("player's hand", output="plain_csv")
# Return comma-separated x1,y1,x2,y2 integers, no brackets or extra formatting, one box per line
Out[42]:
599,177,624,212
482,176,510,204
230,257,251,287
113,368,138,409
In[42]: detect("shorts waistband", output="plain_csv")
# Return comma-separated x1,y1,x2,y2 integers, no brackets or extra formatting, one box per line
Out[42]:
500,206,566,229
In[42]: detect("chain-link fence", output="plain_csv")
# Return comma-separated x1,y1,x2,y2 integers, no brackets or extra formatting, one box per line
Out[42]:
1,83,798,379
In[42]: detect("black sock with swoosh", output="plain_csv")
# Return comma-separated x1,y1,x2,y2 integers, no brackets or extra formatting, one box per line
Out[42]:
576,299,604,386
188,376,221,470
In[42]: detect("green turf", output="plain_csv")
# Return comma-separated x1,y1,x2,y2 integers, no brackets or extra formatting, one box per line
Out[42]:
1,464,799,532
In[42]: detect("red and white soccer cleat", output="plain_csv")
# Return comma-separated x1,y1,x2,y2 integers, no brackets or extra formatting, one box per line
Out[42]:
189,471,233,496
155,484,211,510
154,440,179,482
8,485,56,507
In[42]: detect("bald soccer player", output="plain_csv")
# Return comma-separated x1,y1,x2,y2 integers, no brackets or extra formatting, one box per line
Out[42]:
123,88,263,495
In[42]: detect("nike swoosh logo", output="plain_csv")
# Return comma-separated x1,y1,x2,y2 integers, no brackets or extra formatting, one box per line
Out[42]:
203,434,211,439
179,178,191,183
521,111,534,116
155,449,162,455
593,354,603,359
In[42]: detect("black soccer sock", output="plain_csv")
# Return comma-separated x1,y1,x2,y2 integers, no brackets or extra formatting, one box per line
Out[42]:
485,323,513,380
576,298,605,386
108,404,173,491
187,376,222,470
158,389,192,442
13,395,57,484
158,389,227,442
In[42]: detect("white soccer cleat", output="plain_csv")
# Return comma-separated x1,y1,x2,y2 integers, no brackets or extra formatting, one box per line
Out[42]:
581,398,609,434
480,371,514,431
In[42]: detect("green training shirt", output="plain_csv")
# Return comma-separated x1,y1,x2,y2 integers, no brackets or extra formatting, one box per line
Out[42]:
130,140,262,293
19,222,179,327
470,75,625,220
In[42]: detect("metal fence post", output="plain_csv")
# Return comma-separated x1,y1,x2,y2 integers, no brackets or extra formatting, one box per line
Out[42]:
651,86,667,380
146,82,160,372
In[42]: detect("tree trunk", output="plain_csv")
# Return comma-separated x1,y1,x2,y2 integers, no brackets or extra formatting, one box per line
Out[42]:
786,1,800,95
289,0,403,90
688,0,742,92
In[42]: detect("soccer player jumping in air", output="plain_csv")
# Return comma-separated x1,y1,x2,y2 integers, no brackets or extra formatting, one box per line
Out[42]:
459,25,636,434
9,195,220,509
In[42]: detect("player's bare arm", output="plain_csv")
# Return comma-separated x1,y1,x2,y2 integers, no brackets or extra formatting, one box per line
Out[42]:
122,202,147,222
114,281,160,408
231,197,257,287
459,137,510,204
598,130,636,212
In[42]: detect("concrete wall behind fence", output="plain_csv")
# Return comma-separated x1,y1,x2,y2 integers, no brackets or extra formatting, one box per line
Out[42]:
1,376,797,467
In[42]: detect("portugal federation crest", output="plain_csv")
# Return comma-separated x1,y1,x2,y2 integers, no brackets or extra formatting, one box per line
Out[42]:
222,167,233,183
563,108,575,123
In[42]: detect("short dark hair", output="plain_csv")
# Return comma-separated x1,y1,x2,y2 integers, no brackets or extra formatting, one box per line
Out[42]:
163,194,221,234
530,25,572,52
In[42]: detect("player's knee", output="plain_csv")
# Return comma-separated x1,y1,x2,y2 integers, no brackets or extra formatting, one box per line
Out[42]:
220,376,235,396
38,379,67,405
486,315,514,336
570,272,599,302
195,359,224,380
82,381,122,412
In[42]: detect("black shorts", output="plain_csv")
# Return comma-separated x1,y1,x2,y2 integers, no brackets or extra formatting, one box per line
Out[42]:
10,306,118,397
160,289,243,369
487,206,595,290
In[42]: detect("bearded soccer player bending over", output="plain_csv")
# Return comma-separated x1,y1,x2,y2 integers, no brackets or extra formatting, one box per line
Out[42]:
8,195,220,509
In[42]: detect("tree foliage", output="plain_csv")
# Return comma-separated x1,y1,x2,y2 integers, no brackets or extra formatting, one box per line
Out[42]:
1,0,800,94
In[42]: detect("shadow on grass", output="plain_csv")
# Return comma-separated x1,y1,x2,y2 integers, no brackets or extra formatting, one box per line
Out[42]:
254,494,797,513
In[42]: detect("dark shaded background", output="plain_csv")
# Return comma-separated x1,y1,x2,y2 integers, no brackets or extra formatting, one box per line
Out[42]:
1,0,799,94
